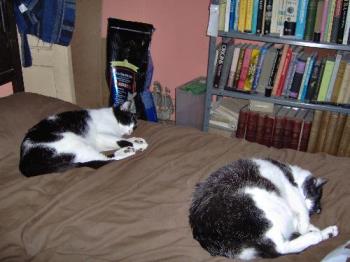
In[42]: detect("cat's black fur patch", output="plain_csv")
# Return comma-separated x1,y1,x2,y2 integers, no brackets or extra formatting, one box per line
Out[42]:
303,176,324,215
112,107,137,129
76,160,113,169
189,159,280,259
117,140,133,148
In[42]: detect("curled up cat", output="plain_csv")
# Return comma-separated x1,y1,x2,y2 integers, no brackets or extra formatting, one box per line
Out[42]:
189,158,338,260
19,101,147,177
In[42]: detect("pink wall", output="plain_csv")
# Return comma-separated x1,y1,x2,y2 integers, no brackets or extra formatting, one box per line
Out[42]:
101,0,210,98
0,83,13,97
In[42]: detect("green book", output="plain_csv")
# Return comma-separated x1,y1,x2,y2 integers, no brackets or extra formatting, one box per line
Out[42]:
304,0,319,41
317,59,335,101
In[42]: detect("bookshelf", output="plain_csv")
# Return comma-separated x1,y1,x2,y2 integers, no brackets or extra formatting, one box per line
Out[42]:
202,1,350,132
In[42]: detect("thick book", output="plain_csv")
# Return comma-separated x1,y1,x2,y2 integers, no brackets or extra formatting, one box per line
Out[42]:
214,42,228,89
322,111,339,153
320,0,330,41
267,46,283,95
304,0,318,40
331,59,347,102
232,44,248,89
235,105,250,138
245,0,254,32
337,0,350,44
315,111,331,152
255,112,267,144
289,54,307,99
336,114,350,156
256,0,265,34
264,0,274,34
262,105,281,146
272,106,291,148
317,58,335,101
307,110,323,152
226,44,243,90
325,53,342,101
283,0,299,36
237,45,254,90
313,0,325,42
244,47,261,91
330,0,344,42
336,62,350,103
282,46,304,97
272,44,290,96
218,42,235,90
238,0,248,32
295,0,310,39
256,46,278,94
330,114,347,155
245,111,260,142
290,108,309,150
299,110,314,151
276,46,293,96
282,107,299,148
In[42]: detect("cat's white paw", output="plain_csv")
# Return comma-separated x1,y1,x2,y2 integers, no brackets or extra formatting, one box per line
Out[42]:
127,137,148,152
321,225,338,240
113,146,136,160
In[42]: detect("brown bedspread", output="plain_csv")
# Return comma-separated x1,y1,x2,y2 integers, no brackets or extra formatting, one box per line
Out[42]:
0,93,349,262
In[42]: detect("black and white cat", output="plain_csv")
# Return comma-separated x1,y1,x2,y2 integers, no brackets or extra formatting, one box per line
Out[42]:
19,101,147,177
189,158,338,260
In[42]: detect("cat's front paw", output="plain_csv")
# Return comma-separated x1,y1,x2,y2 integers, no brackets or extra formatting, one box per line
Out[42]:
113,146,136,160
321,225,338,240
127,137,148,152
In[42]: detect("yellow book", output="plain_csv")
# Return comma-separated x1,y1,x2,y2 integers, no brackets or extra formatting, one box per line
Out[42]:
245,0,254,32
243,47,260,91
219,0,227,31
317,59,335,101
331,60,347,102
238,0,247,32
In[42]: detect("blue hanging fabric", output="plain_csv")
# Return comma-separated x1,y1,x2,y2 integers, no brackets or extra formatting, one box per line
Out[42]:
13,0,76,67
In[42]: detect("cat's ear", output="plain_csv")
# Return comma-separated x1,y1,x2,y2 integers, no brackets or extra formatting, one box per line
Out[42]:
315,177,328,188
120,101,131,111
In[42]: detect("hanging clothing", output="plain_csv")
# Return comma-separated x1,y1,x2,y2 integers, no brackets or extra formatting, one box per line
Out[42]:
13,0,76,67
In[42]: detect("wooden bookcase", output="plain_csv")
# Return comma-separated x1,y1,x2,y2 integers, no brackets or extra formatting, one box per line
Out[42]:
202,0,350,132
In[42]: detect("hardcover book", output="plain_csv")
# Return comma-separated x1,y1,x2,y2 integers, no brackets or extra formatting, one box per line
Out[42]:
331,59,347,102
283,0,299,36
233,44,248,89
272,44,290,96
235,105,250,138
313,0,324,42
214,42,228,89
275,45,293,96
304,0,318,40
299,110,314,151
264,0,274,34
307,110,323,152
290,108,308,150
272,106,291,148
331,0,344,42
298,52,317,101
315,111,331,152
289,54,307,99
252,43,273,90
337,0,349,44
324,0,337,42
238,0,248,31
226,44,243,90
244,47,261,91
325,53,342,101
282,107,299,148
336,114,350,156
322,111,339,153
295,0,310,39
218,42,235,90
317,58,335,101
305,58,322,101
336,62,350,103
256,0,265,34
256,46,278,94
237,45,253,90
255,112,267,144
245,111,259,142
245,0,254,32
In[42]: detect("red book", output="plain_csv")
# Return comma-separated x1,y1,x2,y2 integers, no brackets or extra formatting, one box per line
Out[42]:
245,111,259,142
237,46,253,90
299,110,314,151
272,106,291,149
262,115,275,147
282,108,299,148
235,105,249,138
255,113,266,145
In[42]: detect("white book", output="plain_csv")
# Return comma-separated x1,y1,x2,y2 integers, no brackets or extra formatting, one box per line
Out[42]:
326,53,342,101
227,45,242,88
224,0,231,32
270,1,281,34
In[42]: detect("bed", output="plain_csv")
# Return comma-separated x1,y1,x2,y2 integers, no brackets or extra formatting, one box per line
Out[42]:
0,92,349,262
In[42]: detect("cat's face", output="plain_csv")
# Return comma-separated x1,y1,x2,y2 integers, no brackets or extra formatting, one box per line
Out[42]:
112,105,137,136
302,176,328,215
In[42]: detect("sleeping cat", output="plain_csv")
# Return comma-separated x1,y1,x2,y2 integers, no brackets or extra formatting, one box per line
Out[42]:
189,158,338,260
19,101,147,177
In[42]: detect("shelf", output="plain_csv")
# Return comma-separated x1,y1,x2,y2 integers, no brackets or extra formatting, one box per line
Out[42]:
219,31,350,52
211,88,350,114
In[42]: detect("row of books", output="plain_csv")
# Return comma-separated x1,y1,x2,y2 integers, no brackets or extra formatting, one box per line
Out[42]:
235,105,314,151
214,41,350,105
219,0,350,44
307,110,350,156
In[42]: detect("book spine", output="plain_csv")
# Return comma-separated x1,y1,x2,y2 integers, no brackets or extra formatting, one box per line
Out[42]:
299,120,312,151
256,0,265,34
229,0,236,30
213,42,228,88
304,0,318,40
337,115,350,156
342,0,350,43
255,113,266,144
295,0,309,39
307,110,323,152
290,120,303,149
235,107,249,138
272,116,286,148
300,55,316,101
244,48,261,91
218,43,235,90
252,46,269,90
320,0,330,40
331,0,344,42
251,0,260,33
238,0,247,32
282,49,300,97
270,1,281,34
305,58,321,101
245,0,254,32
219,0,227,31
329,113,347,155
337,0,349,43
312,58,327,101
233,46,247,89
282,118,294,148
234,0,241,31
331,60,347,102
226,46,241,90
245,111,259,142
317,59,335,101
313,0,325,42
315,111,331,152
267,48,282,90
264,0,273,34
272,45,289,96
324,0,337,42
262,115,275,146
283,0,299,36
289,58,306,98
322,112,339,153
237,47,253,90
325,53,342,101
225,0,232,32
276,47,293,96
276,0,287,35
